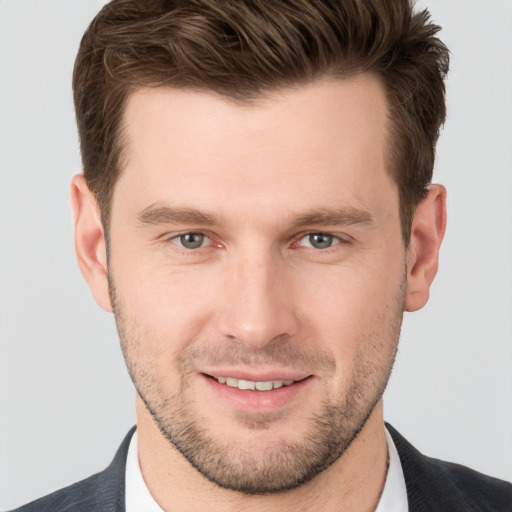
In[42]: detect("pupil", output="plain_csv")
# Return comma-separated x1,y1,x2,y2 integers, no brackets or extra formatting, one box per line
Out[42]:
181,233,203,249
310,233,332,249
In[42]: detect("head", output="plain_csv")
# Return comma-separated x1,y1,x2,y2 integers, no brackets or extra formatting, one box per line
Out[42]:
71,0,448,496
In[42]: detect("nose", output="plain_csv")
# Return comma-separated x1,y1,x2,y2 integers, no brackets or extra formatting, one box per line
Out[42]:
217,249,299,350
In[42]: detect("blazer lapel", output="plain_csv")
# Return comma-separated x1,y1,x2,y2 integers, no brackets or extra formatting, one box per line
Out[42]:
386,423,503,512
84,426,135,511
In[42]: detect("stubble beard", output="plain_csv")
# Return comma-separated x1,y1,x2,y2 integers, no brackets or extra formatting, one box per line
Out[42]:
110,276,405,495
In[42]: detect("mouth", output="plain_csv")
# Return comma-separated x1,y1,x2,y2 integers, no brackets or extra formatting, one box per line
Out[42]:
201,372,313,413
212,376,296,391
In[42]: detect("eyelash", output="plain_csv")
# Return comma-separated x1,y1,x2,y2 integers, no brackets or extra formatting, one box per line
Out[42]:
295,233,344,250
165,231,350,255
166,232,215,254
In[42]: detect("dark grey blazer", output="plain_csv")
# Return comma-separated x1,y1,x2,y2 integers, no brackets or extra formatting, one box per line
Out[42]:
11,424,512,511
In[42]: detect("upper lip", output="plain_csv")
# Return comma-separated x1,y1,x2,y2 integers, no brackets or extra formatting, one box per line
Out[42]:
201,368,311,382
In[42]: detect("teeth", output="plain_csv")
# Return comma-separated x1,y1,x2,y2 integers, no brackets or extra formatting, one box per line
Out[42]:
214,376,296,391
238,379,255,390
226,377,238,388
255,381,273,391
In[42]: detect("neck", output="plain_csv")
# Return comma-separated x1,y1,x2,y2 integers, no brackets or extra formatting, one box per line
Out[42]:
135,396,389,512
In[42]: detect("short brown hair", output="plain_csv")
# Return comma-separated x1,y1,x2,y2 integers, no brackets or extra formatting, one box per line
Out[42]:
73,0,449,241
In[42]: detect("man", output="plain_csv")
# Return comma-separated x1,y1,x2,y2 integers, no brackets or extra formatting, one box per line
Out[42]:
10,0,511,511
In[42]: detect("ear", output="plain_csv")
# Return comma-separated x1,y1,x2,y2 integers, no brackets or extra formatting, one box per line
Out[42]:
405,184,447,312
71,174,112,312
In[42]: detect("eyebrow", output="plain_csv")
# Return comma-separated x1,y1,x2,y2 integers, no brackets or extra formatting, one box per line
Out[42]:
136,204,374,228
291,208,374,228
137,204,219,226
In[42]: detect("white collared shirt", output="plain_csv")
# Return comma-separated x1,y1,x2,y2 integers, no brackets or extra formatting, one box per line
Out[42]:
125,431,164,512
375,428,409,512
125,428,408,511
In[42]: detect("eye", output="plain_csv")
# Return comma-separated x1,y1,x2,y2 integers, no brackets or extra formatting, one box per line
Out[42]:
173,232,210,249
299,233,340,249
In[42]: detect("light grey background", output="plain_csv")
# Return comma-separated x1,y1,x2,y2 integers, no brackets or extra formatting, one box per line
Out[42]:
0,0,511,509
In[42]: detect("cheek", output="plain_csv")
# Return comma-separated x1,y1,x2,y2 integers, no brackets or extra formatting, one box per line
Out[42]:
110,252,218,359
293,255,405,365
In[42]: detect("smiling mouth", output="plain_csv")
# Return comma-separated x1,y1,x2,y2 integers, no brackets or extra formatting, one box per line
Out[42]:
208,375,303,391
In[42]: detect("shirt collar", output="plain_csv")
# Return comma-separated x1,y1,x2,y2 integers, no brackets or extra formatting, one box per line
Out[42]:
125,431,164,512
375,427,409,512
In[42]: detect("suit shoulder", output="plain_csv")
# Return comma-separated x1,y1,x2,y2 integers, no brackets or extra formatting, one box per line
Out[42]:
8,428,135,512
9,471,110,512
422,454,512,510
386,423,512,511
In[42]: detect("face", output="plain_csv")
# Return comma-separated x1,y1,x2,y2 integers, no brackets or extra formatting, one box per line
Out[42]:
108,76,407,494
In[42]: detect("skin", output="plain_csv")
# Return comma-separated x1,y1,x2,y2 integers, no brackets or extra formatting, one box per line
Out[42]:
72,75,446,511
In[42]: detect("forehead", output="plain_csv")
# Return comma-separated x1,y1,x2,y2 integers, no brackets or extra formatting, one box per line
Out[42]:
115,75,394,221
122,75,389,158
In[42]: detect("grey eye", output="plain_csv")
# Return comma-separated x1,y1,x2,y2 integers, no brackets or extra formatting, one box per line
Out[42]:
177,233,206,249
302,233,336,249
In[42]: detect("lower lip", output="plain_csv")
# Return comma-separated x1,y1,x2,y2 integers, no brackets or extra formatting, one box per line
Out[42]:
201,374,313,413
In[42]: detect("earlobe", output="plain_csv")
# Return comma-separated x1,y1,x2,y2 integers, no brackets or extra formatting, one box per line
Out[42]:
405,184,447,312
71,174,113,312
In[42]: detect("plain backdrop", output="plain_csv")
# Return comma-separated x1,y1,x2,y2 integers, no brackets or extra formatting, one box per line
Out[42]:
0,0,511,509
